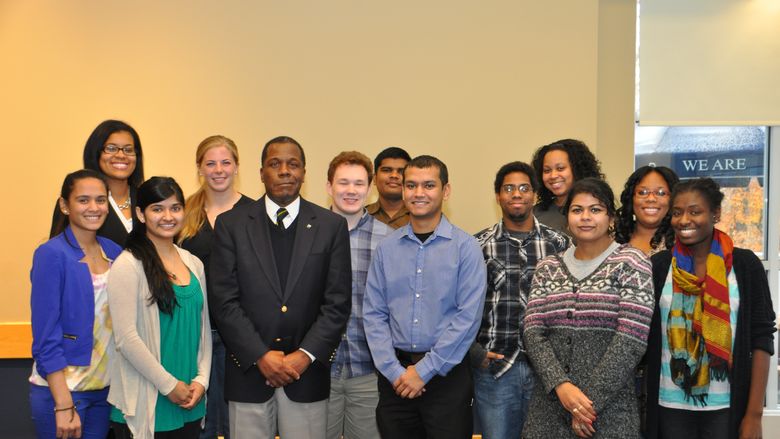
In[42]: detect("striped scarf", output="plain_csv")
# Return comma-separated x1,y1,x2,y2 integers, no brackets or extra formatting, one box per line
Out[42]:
667,228,733,404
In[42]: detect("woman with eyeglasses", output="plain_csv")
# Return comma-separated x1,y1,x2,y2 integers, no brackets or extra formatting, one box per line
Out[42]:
51,120,145,246
30,170,123,439
614,166,680,435
523,178,654,438
644,178,775,439
531,139,605,237
107,177,211,439
615,166,679,256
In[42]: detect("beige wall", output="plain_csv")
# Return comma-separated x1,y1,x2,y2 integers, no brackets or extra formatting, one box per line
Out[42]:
0,0,634,323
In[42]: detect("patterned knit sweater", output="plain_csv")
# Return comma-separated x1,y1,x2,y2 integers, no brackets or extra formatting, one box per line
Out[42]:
522,244,654,439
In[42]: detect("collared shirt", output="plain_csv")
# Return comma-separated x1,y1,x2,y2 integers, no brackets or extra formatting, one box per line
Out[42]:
331,211,392,379
366,200,410,229
262,195,315,362
472,217,570,378
264,196,300,228
364,214,487,384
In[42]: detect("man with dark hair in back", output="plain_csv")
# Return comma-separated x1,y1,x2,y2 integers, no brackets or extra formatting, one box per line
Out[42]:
470,161,570,438
366,147,412,229
364,155,486,439
210,136,351,439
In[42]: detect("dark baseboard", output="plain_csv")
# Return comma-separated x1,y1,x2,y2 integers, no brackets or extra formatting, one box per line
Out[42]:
0,359,35,438
0,358,482,438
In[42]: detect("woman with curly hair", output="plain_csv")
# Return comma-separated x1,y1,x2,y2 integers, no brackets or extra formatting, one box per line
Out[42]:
531,139,604,236
614,166,679,435
615,166,679,256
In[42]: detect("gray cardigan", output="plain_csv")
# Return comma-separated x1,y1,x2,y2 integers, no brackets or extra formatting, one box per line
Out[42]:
522,244,654,439
107,247,212,439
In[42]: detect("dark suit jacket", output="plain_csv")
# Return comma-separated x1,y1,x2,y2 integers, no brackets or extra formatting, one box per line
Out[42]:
209,196,351,403
49,186,138,247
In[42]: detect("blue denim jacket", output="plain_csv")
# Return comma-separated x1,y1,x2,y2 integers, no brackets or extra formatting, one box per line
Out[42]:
30,226,122,378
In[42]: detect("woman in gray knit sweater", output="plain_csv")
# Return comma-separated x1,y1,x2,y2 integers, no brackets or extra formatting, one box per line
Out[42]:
523,178,655,438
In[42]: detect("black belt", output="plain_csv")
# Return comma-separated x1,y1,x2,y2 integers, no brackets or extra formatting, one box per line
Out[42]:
395,349,428,367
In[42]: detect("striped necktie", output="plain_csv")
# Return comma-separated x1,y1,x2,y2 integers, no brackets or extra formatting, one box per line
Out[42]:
276,207,289,230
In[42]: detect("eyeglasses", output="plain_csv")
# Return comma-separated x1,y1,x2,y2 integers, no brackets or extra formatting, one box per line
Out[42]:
501,184,532,194
103,144,137,156
635,188,669,198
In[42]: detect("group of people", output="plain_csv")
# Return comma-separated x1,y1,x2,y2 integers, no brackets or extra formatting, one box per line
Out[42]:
29,120,775,439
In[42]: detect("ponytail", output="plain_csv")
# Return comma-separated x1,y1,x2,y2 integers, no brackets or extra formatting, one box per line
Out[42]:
50,169,108,242
178,186,207,244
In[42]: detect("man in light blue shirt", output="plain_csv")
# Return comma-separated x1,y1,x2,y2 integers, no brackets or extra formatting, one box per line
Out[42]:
364,155,487,439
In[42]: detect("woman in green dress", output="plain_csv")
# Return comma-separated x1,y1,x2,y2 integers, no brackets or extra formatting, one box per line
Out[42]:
107,177,212,439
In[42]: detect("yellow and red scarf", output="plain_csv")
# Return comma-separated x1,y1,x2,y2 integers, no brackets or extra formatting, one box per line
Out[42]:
667,228,733,404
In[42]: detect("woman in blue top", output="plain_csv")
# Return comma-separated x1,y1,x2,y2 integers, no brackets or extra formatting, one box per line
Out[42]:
30,169,123,439
107,177,211,439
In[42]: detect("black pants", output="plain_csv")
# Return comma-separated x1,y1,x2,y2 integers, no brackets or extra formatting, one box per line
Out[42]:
376,357,473,439
111,419,201,439
659,406,729,439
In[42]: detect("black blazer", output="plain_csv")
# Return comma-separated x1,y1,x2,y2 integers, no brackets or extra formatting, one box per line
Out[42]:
209,197,351,403
49,186,138,247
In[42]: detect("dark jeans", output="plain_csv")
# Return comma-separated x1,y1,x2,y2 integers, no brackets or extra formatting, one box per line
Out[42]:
111,419,201,439
659,406,729,439
200,330,229,439
376,355,472,439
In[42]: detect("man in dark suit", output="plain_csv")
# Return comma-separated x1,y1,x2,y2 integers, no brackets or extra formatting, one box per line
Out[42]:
209,136,351,439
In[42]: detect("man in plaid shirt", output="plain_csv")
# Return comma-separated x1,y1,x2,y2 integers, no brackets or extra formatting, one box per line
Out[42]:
325,151,391,439
471,161,570,439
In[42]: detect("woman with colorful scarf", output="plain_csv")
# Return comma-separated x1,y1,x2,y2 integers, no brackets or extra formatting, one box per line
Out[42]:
644,177,775,439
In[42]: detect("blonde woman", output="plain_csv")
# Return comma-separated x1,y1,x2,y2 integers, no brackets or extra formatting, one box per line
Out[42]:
179,135,251,439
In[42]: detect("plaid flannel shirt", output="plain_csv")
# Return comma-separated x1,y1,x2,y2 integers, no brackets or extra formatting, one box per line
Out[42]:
472,217,570,378
331,211,392,379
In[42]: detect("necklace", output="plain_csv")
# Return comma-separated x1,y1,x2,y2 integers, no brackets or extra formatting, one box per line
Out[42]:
167,271,178,281
116,197,131,210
